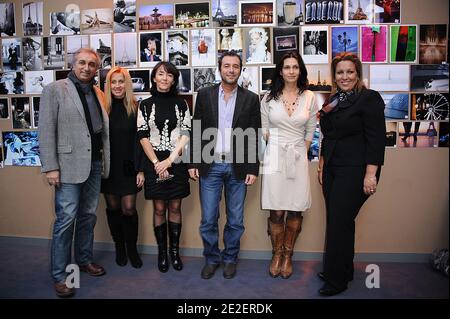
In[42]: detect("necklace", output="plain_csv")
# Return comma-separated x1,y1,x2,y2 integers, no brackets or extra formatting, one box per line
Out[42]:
282,91,299,116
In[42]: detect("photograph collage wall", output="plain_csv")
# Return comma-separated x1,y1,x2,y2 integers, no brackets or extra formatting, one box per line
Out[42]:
0,0,449,167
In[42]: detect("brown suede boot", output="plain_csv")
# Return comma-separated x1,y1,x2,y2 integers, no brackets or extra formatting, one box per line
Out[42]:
280,215,303,279
267,218,285,278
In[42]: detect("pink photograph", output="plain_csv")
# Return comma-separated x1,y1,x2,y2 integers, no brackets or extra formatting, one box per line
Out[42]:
360,25,387,63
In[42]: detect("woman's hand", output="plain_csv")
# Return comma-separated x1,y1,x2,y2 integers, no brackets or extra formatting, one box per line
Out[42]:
136,172,145,188
363,175,377,196
158,170,169,181
154,158,172,175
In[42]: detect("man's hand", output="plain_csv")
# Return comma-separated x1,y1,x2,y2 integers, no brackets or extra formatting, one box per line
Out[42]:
46,170,60,188
188,168,199,181
245,174,257,185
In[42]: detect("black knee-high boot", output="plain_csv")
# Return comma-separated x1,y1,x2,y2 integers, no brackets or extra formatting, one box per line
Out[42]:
154,223,169,273
168,221,183,271
123,213,143,268
106,209,127,266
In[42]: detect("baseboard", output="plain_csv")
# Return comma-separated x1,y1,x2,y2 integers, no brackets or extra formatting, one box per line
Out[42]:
0,235,431,263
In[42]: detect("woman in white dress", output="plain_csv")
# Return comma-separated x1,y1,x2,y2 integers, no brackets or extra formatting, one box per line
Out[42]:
261,51,318,279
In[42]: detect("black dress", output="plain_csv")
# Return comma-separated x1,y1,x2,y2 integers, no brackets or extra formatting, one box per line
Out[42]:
137,91,191,200
101,98,141,196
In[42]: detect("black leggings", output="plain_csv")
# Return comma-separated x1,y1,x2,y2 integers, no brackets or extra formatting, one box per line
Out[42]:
104,193,137,216
153,199,183,226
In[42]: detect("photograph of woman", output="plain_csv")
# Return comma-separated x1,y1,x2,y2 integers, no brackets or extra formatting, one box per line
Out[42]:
101,67,145,269
246,27,272,64
318,52,386,296
260,51,318,279
137,61,191,273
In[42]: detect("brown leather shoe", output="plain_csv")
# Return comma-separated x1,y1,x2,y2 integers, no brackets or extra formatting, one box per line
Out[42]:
280,215,303,279
79,263,106,276
267,218,285,278
54,282,74,298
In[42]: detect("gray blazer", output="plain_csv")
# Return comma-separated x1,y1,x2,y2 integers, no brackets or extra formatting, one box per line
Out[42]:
39,78,110,183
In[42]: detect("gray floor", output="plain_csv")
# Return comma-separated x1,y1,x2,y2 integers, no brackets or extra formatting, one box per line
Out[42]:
0,240,448,299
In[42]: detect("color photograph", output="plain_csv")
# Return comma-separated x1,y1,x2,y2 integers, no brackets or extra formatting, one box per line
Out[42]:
398,121,439,148
385,121,398,147
277,0,303,26
128,69,150,93
382,93,409,120
302,26,329,64
23,2,43,36
306,64,332,91
390,25,417,63
305,0,343,24
177,68,192,93
239,0,276,27
410,64,449,92
81,8,114,35
260,65,275,92
113,0,136,33
175,2,210,28
273,27,299,65
374,0,401,23
2,130,41,166
331,26,358,58
346,0,373,24
166,30,189,66
139,4,173,30
419,24,448,64
307,121,321,161
438,121,449,147
238,66,259,94
191,29,217,66
217,28,243,58
245,27,272,64
370,64,410,91
212,0,238,27
360,25,388,63
139,31,163,67
114,32,137,68
410,93,449,121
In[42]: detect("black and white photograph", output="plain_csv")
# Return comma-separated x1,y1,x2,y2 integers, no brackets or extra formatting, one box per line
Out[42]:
24,70,54,94
212,0,238,27
135,94,151,105
0,97,9,119
277,0,303,26
398,121,439,148
114,0,136,33
32,96,40,128
22,37,42,71
81,8,114,35
438,121,449,147
374,0,401,24
114,33,137,68
410,64,449,92
0,140,3,168
11,97,31,129
166,30,189,66
90,34,112,69
128,69,150,93
66,35,89,68
346,0,373,24
245,27,272,64
55,69,71,81
419,24,448,65
239,0,276,27
191,29,216,66
306,64,332,91
382,93,409,120
217,28,243,58
2,130,41,166
22,2,43,36
2,38,23,71
260,65,275,92
385,122,398,148
50,11,81,35
302,25,329,64
370,64,410,92
273,27,299,65
174,2,210,28
43,36,65,70
410,93,449,121
177,68,192,94
193,67,219,92
0,72,24,95
305,0,343,24
238,66,259,94
0,3,16,36
139,4,173,31
139,31,163,68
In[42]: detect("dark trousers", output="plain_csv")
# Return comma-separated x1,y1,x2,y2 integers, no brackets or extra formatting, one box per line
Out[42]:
322,165,373,289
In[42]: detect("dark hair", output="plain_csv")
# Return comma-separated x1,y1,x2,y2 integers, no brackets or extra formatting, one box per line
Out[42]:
218,50,242,71
150,61,179,96
331,52,365,93
267,51,308,102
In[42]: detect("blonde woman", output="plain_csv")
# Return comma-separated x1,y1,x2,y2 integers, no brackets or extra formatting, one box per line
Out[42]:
101,66,145,268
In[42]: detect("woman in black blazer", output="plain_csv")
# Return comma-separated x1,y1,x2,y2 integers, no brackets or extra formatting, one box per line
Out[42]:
317,53,386,296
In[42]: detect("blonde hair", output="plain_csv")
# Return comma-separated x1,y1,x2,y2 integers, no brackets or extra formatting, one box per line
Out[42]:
331,52,365,94
104,66,137,116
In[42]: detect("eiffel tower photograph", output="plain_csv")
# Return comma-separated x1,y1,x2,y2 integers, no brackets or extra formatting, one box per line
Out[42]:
212,0,237,26
22,2,43,36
